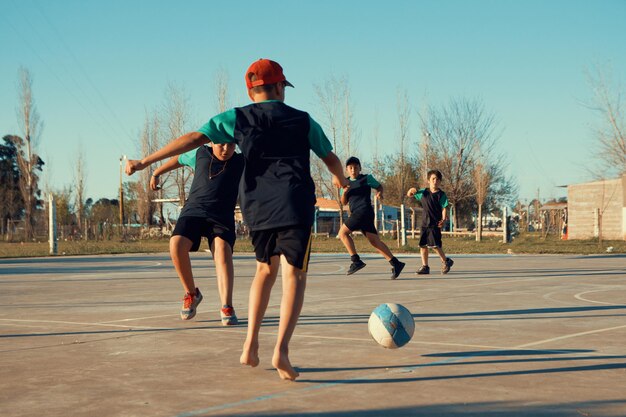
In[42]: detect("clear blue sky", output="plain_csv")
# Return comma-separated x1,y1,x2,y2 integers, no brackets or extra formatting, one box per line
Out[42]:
2,0,625,204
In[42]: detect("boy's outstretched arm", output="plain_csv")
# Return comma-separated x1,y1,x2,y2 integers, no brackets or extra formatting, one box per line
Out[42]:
126,131,208,175
150,156,183,191
321,151,349,189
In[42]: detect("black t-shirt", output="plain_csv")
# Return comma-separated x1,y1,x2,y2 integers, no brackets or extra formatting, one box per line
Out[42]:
233,102,316,230
345,174,375,215
415,188,448,227
178,145,244,226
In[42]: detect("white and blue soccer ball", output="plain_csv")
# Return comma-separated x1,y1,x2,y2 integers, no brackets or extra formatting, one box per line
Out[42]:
368,303,415,349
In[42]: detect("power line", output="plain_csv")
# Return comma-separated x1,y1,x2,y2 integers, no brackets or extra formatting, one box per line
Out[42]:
32,0,137,145
3,1,131,153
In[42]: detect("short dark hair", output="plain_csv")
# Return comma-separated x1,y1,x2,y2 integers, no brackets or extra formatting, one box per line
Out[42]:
427,169,442,180
345,156,361,167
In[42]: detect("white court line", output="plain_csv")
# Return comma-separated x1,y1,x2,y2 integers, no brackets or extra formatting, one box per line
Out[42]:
515,324,626,348
574,289,625,306
0,322,44,329
0,318,158,330
102,313,182,323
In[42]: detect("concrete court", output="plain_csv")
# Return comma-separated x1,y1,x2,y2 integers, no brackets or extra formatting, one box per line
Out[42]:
0,252,625,417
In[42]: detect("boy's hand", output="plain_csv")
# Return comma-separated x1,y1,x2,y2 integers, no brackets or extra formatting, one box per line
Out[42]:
125,159,146,175
150,175,161,191
375,190,383,201
438,219,444,228
406,187,417,197
333,175,349,189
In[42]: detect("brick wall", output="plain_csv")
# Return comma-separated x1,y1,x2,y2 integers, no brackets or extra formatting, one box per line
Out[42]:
567,176,625,240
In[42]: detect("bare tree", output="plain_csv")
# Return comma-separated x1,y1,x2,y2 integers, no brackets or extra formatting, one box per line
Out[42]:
15,67,43,238
374,90,420,207
585,66,626,177
51,186,74,238
313,75,359,224
473,160,490,241
419,97,499,229
162,83,193,208
370,110,383,181
214,67,230,113
135,113,159,226
73,144,87,234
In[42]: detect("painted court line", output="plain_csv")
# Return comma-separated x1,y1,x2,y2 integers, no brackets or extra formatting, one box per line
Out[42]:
574,289,625,306
516,324,626,348
172,321,626,417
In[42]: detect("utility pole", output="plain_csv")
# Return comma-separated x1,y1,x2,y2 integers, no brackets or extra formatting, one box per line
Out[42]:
48,194,57,255
119,155,126,235
422,130,430,179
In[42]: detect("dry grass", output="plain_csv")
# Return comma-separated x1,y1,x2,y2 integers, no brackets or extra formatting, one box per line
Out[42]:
1,232,624,259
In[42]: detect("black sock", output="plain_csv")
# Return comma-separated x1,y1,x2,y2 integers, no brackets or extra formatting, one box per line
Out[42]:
389,257,399,265
351,254,361,263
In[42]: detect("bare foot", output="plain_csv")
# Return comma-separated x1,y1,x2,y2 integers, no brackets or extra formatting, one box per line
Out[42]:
272,350,299,381
240,340,259,367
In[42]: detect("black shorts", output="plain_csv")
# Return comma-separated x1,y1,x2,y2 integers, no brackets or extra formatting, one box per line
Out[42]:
344,210,378,235
419,227,442,248
251,226,312,272
172,216,236,252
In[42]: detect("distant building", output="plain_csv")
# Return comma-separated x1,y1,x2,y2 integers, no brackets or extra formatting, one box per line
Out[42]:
567,174,626,240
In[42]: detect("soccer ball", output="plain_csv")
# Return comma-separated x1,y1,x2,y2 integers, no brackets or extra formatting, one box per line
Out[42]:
368,303,415,349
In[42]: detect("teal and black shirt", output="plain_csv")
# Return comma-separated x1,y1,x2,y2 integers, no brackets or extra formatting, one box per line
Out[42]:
176,145,244,226
197,100,332,231
414,188,449,227
343,174,380,215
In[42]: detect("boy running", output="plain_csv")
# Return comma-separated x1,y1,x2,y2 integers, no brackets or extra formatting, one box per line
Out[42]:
128,142,244,324
126,59,348,381
406,169,454,274
339,156,405,279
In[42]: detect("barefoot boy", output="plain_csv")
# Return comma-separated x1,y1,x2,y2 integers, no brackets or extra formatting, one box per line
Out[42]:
339,156,405,279
129,142,244,325
406,169,454,274
126,59,348,380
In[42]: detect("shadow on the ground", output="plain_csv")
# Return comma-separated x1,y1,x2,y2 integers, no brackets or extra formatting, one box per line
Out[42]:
197,399,626,417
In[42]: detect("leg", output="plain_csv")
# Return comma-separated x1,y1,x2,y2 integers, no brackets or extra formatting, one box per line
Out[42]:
420,246,429,266
364,231,393,261
211,237,238,325
338,224,357,256
434,247,454,274
240,256,280,368
433,247,447,263
272,256,307,381
210,237,234,307
169,235,196,294
339,224,366,275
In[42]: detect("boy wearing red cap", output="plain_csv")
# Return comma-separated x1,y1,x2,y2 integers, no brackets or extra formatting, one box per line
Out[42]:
126,59,348,381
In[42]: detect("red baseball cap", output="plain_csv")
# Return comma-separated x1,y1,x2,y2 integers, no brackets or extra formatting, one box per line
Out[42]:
245,59,294,89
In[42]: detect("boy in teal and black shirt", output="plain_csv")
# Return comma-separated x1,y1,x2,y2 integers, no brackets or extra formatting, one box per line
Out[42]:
339,156,405,279
407,169,454,274
149,143,244,325
126,59,348,381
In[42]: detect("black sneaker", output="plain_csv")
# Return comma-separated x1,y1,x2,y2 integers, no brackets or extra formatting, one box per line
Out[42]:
390,260,406,279
416,265,430,275
442,258,454,274
347,260,366,275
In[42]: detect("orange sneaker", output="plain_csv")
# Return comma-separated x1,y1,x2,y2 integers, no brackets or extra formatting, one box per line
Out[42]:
220,305,238,326
180,288,203,320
